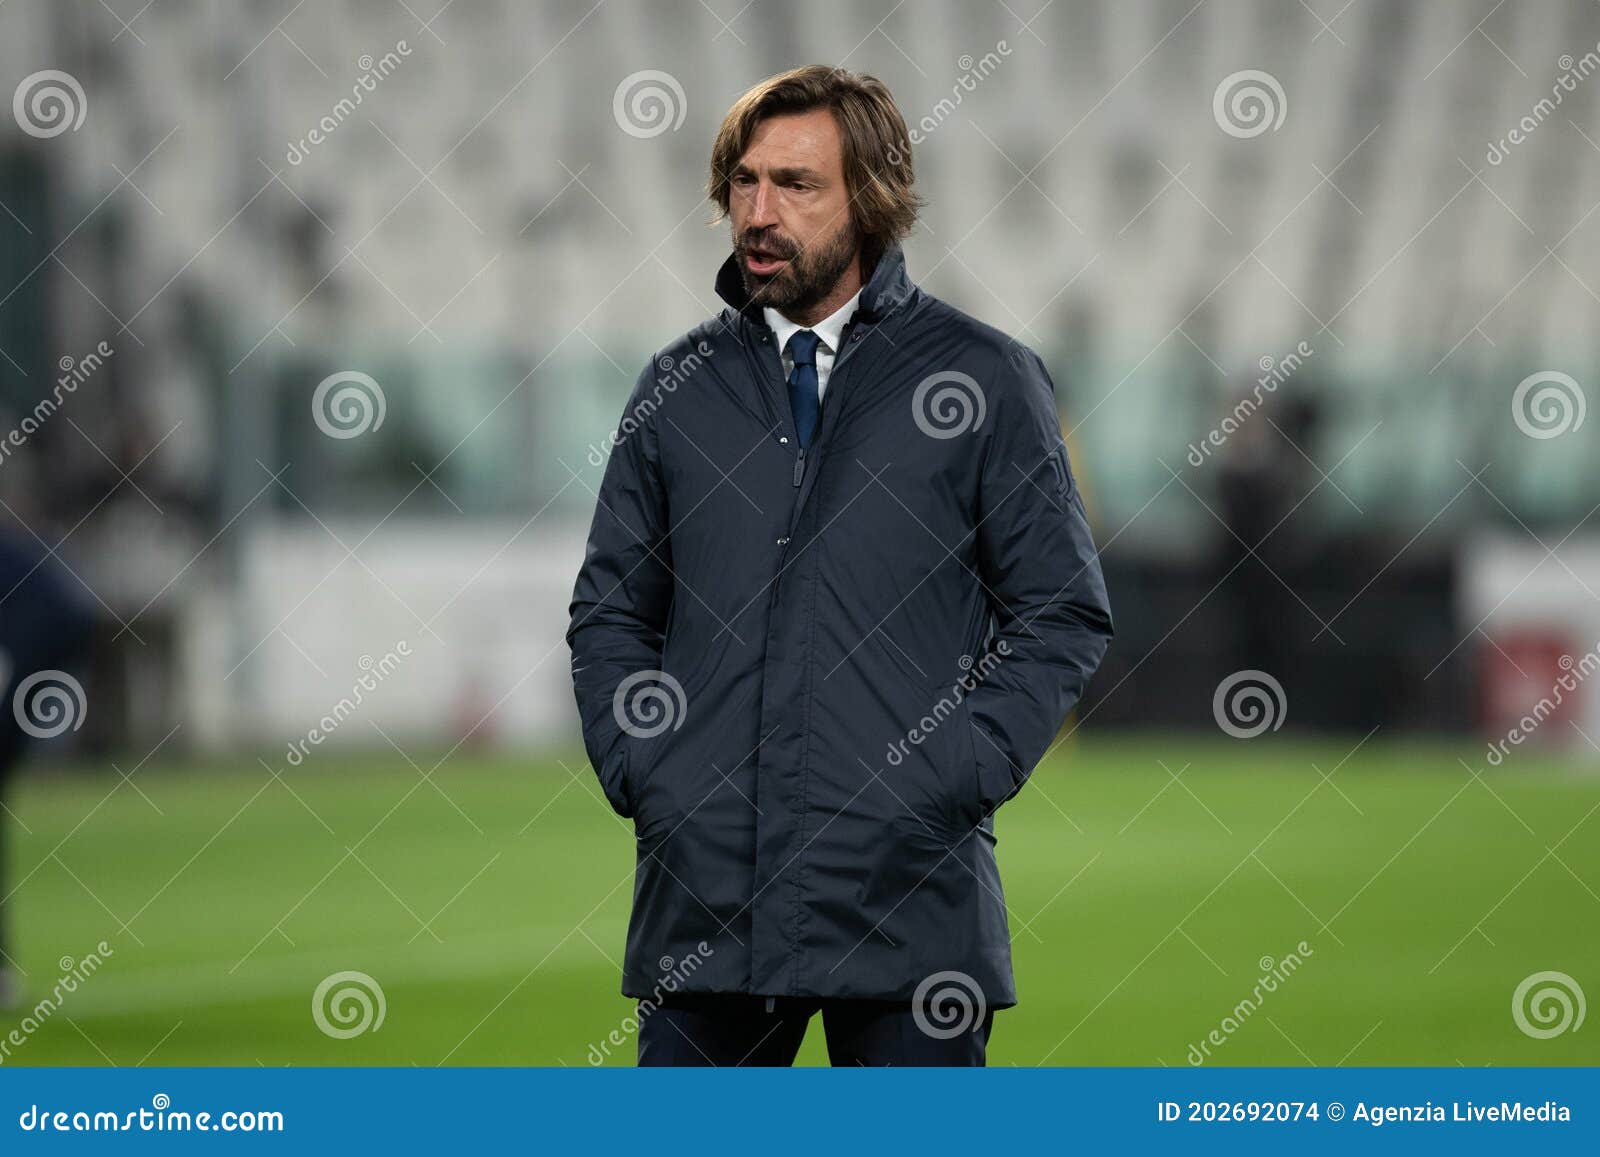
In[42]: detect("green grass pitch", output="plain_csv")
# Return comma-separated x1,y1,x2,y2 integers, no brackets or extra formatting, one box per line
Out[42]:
2,736,1596,1067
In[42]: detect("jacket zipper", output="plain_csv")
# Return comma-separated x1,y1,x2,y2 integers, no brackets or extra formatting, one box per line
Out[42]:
749,320,808,488
755,316,871,491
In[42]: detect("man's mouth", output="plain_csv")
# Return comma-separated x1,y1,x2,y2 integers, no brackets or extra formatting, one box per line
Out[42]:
744,248,791,276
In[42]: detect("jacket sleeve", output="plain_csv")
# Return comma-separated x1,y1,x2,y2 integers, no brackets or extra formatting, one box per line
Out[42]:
966,341,1113,815
566,363,675,817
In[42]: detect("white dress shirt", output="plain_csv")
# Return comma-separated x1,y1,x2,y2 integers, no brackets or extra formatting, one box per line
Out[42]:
763,289,862,405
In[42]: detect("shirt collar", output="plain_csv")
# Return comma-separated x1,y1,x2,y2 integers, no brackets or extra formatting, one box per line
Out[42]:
763,288,862,359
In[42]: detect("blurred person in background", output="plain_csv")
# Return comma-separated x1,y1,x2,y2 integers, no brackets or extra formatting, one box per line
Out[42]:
0,526,94,1011
568,65,1112,1067
1215,394,1321,683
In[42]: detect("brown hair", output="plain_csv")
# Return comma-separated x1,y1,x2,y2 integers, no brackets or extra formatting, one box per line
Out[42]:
708,65,924,266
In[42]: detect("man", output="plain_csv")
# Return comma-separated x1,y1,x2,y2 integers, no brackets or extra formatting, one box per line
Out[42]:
0,529,94,1011
567,65,1112,1066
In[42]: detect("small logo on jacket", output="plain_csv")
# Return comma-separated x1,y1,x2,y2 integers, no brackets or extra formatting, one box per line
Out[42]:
1046,442,1074,502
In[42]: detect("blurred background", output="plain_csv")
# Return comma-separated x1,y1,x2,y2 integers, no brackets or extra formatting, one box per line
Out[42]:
0,0,1595,1067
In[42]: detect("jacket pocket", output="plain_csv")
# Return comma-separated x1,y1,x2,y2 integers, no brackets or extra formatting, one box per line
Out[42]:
965,707,1018,821
598,739,634,818
903,683,986,838
622,727,678,835
622,732,653,798
948,693,988,831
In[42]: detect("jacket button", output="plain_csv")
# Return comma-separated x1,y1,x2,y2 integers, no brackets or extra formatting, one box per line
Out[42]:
776,536,789,546
779,436,789,444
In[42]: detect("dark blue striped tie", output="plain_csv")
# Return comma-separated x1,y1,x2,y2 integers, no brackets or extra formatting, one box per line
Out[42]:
786,329,822,449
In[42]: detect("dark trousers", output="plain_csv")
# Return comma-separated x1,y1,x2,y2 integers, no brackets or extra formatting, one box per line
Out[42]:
636,994,994,1067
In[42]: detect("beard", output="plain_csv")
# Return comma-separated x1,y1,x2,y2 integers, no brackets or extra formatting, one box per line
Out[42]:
736,218,861,313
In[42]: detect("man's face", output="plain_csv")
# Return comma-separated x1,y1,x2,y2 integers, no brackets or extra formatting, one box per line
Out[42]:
728,107,861,313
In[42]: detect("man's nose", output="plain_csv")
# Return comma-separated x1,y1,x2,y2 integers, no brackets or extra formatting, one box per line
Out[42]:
748,178,778,229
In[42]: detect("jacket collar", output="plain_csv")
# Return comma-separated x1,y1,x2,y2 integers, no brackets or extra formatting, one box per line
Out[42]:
714,242,915,326
763,287,860,361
